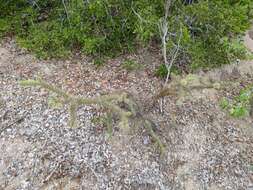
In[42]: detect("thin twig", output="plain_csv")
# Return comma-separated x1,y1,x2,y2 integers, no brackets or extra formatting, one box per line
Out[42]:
62,0,71,26
0,110,9,121
43,162,60,183
131,6,150,24
0,115,26,134
165,26,183,85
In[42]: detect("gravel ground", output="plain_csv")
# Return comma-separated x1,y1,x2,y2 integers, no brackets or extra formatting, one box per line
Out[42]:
0,36,253,190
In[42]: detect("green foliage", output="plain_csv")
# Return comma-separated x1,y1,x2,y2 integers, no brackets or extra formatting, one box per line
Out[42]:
93,58,105,67
91,114,114,137
220,85,253,118
0,19,11,38
0,0,27,38
0,0,252,68
230,105,248,118
48,95,64,109
155,64,181,78
0,0,136,58
186,1,252,69
222,37,248,62
155,64,168,78
220,98,230,110
247,53,253,60
121,59,142,71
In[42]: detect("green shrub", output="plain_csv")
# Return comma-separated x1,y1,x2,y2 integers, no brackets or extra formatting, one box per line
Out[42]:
220,85,253,118
185,1,252,68
0,0,252,68
155,64,181,78
155,64,168,78
0,18,11,38
93,58,105,67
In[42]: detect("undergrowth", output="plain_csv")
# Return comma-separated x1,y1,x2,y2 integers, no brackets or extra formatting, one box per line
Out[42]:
220,85,253,118
121,59,142,71
0,0,252,70
155,64,181,78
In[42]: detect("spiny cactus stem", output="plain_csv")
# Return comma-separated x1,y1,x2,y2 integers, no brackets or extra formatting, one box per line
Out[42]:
143,119,165,154
21,79,133,127
37,80,71,100
20,79,165,153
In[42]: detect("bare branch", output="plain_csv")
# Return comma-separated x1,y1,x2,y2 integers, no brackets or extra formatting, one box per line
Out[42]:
62,0,71,26
165,26,183,85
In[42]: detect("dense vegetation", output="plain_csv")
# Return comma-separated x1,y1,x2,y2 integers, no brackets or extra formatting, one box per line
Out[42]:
0,0,252,71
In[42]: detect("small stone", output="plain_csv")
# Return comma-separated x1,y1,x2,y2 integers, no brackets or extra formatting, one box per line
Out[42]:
143,136,150,145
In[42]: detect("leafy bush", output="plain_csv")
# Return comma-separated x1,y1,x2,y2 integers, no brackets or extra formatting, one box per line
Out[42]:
184,0,253,69
155,64,181,78
93,58,105,67
0,0,252,68
220,85,253,118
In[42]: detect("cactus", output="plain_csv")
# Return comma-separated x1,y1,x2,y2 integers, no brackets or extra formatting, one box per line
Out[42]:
20,79,165,153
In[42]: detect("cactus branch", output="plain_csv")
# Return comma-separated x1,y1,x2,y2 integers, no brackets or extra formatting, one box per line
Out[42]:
20,79,133,128
20,79,165,153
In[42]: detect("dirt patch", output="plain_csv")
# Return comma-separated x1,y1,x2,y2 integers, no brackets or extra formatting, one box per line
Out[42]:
0,138,33,190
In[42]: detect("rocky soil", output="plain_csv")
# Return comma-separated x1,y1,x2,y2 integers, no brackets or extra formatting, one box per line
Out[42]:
0,29,253,190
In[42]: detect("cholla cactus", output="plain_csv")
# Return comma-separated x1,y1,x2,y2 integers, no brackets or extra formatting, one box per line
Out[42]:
20,79,165,153
20,79,132,128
